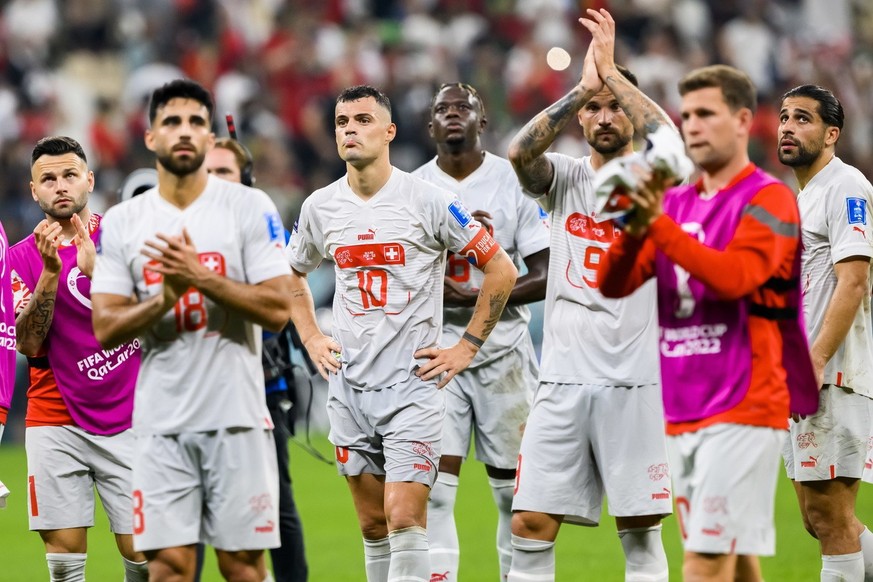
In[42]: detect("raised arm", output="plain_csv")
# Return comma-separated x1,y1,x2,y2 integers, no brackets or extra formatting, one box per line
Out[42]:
507,42,602,195
288,267,341,380
580,8,676,138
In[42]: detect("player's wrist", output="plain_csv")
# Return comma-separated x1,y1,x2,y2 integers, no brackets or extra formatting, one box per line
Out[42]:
461,331,484,352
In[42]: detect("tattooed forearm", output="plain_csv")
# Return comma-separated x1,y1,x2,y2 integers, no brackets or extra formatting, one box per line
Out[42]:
481,290,509,338
508,85,595,194
602,72,675,138
15,289,57,355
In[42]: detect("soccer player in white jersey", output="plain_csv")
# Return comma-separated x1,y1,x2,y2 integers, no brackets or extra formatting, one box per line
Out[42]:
285,85,518,582
91,79,295,582
412,83,549,582
505,10,673,581
778,84,873,582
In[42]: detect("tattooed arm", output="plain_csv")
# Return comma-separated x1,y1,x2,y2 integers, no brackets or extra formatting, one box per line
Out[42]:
415,249,518,388
15,272,58,357
508,45,603,195
580,8,675,137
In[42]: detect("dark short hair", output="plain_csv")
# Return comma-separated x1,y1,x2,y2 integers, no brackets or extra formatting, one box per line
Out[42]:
336,85,392,118
781,84,844,130
615,65,639,88
148,79,215,124
213,137,251,171
432,83,486,116
31,136,87,166
678,64,756,113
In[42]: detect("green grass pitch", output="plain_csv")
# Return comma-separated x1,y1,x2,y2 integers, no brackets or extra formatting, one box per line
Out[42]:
1,437,869,580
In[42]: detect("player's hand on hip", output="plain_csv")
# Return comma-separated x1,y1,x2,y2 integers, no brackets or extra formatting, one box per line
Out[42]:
471,210,494,235
70,214,96,278
304,334,342,380
414,342,477,389
33,220,63,274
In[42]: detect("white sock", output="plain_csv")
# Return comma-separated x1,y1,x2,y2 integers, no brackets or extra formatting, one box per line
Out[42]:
388,526,429,582
364,537,391,582
489,476,515,581
122,557,149,582
428,472,459,581
46,553,86,582
822,551,864,582
507,534,555,582
618,525,669,582
860,527,873,582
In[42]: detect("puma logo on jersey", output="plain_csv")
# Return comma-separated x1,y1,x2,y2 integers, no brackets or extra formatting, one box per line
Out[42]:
853,226,867,239
651,488,671,500
357,228,377,241
800,456,818,468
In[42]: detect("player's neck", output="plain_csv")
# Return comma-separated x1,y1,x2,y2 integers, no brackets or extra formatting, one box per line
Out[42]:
590,145,634,171
435,148,485,181
347,157,393,200
157,167,209,209
793,150,835,190
700,153,751,195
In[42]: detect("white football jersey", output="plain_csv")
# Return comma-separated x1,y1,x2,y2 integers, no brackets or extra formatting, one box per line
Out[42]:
412,152,549,367
530,153,659,385
92,175,292,434
286,167,496,390
797,156,873,397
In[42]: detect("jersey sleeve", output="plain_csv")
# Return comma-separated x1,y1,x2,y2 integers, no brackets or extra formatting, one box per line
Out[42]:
91,208,135,297
285,197,325,274
825,176,873,264
646,183,800,300
10,269,32,316
514,187,551,259
437,193,501,268
521,153,565,213
240,190,293,284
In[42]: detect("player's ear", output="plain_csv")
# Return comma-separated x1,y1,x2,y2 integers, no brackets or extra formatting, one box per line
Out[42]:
386,122,397,144
825,126,840,147
87,170,95,193
427,121,434,139
144,129,156,153
479,115,488,133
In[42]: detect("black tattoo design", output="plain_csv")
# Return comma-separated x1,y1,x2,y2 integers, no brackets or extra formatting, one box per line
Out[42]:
462,332,485,349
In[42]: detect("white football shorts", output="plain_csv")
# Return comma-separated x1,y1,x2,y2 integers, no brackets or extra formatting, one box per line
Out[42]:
26,425,135,533
441,338,537,469
670,423,785,556
512,382,672,525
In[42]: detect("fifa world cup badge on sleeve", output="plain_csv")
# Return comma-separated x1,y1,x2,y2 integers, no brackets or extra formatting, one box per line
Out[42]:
449,200,473,227
847,198,867,225
265,212,283,242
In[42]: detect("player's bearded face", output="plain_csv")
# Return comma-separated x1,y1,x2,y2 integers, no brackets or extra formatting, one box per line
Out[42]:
777,97,829,168
156,146,207,176
147,98,214,177
31,153,93,220
580,90,633,156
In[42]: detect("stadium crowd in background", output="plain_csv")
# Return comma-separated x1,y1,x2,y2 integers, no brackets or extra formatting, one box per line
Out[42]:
0,0,871,248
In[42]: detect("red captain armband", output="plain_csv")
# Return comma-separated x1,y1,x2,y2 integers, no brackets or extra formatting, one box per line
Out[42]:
459,227,500,268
